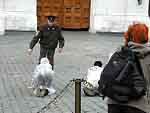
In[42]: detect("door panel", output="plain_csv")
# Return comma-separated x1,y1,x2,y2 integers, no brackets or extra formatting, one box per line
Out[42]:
37,0,90,29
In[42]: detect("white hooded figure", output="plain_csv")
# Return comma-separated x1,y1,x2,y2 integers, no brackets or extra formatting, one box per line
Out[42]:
83,61,103,96
31,57,56,97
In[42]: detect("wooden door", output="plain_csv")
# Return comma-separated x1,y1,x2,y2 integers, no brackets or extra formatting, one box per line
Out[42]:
37,0,90,29
63,0,81,28
37,0,63,27
80,0,90,28
63,0,90,28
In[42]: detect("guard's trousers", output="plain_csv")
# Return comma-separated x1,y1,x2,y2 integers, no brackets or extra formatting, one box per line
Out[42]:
39,46,55,70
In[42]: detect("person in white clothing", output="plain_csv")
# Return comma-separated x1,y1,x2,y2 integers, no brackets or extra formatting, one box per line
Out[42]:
31,57,56,97
83,61,103,96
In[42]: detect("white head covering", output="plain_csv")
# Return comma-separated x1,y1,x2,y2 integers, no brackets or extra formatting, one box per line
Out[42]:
40,57,49,64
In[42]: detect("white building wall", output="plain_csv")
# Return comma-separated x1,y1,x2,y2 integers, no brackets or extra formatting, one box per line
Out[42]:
0,0,5,35
90,0,150,33
0,0,36,35
5,0,37,31
1,0,150,34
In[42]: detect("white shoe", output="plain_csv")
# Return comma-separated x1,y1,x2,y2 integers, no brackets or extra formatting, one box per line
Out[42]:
47,87,56,95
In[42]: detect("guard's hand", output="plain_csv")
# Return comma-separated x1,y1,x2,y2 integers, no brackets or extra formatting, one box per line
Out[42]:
58,48,63,53
27,49,32,55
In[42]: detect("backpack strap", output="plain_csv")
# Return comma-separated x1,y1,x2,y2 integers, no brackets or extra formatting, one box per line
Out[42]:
133,49,149,104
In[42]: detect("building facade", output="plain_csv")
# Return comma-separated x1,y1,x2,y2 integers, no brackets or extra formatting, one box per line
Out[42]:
0,0,150,35
0,0,36,35
90,0,150,33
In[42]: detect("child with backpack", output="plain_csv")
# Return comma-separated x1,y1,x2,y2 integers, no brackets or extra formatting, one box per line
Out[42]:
83,61,103,96
98,22,150,113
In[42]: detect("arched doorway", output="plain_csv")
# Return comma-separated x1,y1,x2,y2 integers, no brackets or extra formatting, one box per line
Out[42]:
37,0,90,29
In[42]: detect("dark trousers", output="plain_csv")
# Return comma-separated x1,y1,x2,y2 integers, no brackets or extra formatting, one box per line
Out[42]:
39,46,55,70
108,104,146,113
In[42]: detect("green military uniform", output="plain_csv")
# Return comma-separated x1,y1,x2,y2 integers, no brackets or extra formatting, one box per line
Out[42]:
29,24,65,69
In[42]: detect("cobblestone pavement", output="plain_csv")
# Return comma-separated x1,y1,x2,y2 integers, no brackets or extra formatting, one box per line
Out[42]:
0,31,123,113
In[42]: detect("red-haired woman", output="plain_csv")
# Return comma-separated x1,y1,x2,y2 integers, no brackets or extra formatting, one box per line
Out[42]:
107,22,150,113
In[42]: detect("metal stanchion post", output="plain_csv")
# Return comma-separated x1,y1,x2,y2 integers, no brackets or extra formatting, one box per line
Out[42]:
75,79,81,113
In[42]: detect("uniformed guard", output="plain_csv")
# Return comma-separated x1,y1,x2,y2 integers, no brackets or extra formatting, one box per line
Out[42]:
28,16,65,70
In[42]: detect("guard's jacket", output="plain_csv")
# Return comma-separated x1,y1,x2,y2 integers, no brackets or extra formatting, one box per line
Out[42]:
29,24,64,49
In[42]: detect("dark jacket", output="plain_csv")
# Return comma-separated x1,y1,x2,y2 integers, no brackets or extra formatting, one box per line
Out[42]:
29,24,64,49
107,42,150,113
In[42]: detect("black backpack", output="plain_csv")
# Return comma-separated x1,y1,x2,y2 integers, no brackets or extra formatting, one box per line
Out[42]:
98,46,146,103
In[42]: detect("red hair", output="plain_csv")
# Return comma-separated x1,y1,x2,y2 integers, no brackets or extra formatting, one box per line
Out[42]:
124,23,148,46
